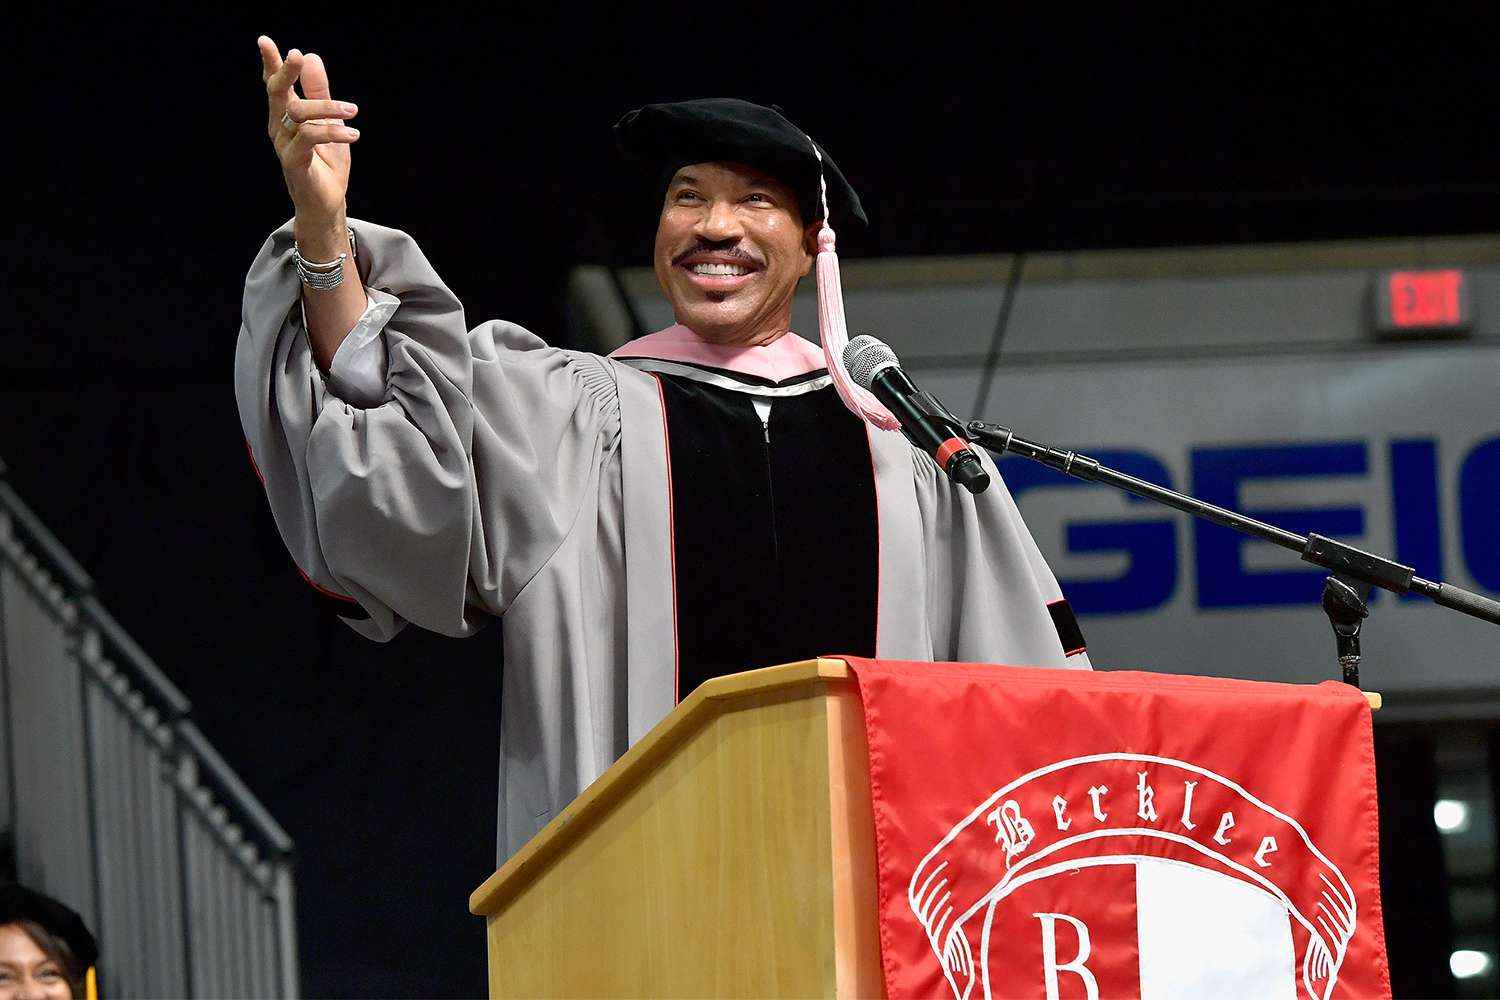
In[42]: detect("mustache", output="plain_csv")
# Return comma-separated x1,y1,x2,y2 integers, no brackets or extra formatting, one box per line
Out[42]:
671,240,762,267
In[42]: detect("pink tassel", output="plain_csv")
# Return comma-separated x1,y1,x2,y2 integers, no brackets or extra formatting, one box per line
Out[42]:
817,225,900,431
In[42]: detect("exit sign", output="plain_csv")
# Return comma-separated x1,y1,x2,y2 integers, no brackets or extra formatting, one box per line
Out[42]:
1375,268,1473,336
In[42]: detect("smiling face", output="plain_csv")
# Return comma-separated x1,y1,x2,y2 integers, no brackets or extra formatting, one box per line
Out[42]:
653,161,819,346
0,924,73,1000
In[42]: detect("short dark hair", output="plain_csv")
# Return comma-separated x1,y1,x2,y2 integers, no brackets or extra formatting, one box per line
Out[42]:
8,918,85,998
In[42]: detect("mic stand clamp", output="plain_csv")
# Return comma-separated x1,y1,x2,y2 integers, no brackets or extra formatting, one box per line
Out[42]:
1321,576,1369,689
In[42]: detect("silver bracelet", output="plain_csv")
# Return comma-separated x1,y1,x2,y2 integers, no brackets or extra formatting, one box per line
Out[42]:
292,226,358,290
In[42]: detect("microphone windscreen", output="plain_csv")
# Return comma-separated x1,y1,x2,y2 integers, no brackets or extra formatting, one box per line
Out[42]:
843,335,898,390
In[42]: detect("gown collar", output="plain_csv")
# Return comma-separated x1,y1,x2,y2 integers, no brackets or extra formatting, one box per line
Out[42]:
609,325,827,384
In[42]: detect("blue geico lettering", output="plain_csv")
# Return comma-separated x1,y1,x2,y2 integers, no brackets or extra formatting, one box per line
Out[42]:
1193,443,1366,608
1000,451,1177,612
1461,438,1500,592
1001,435,1500,615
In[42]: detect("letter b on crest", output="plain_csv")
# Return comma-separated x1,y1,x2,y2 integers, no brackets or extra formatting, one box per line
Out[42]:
1033,912,1100,1000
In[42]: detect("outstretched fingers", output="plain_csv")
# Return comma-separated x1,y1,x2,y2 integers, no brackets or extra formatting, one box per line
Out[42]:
299,52,333,102
261,40,357,139
285,121,361,162
285,99,359,125
265,45,305,112
257,34,356,216
257,35,282,82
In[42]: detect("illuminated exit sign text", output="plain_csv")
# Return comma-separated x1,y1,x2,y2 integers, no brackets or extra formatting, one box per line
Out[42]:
1376,269,1472,336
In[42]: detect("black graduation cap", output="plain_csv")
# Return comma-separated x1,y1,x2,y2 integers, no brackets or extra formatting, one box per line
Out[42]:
614,98,867,229
0,883,99,970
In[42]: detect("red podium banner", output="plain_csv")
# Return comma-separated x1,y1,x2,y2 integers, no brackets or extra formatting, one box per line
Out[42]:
844,658,1391,999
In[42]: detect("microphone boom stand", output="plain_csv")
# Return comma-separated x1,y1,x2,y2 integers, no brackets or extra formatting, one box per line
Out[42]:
965,420,1500,687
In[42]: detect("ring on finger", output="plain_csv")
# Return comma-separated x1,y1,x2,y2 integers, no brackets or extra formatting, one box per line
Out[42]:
280,110,298,133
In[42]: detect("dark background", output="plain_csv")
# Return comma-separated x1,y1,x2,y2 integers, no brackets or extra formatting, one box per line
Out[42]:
7,5,1499,995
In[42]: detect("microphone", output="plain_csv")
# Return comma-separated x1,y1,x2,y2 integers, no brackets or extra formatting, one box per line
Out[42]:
843,336,990,495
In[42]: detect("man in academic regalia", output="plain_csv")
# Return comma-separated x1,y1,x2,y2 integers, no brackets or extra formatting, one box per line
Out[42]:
241,38,1091,859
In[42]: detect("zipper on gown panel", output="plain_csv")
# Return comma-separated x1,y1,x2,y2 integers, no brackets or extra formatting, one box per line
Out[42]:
759,402,781,591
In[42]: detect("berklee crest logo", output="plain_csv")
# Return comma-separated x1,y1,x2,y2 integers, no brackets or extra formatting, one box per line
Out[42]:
910,753,1357,1000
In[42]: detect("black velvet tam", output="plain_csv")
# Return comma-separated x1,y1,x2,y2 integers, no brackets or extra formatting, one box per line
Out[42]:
0,883,99,969
614,98,867,228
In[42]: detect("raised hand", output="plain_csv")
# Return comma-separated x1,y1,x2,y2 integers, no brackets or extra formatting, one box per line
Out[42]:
257,36,368,369
258,36,360,238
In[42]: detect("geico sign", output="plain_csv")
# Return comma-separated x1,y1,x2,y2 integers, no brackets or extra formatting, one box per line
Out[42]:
999,435,1500,614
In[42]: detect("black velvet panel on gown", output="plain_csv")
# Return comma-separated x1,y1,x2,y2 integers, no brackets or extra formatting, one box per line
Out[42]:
656,373,879,699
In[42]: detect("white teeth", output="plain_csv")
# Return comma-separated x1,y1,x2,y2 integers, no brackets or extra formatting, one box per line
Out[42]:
689,262,751,276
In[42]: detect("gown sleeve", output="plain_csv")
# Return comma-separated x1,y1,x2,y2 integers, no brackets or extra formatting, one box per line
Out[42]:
235,218,621,641
916,447,1094,670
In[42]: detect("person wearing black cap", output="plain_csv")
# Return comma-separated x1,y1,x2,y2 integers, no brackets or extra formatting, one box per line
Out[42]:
0,885,98,999
240,39,1090,861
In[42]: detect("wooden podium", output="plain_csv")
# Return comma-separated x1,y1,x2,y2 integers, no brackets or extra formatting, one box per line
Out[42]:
468,658,884,998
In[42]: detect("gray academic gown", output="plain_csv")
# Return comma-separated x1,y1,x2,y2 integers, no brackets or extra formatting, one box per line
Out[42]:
236,219,1091,860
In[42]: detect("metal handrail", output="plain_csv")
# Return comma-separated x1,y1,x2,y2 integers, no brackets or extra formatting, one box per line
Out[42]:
0,457,299,997
0,468,292,852
176,722,295,860
0,479,94,595
77,597,192,722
